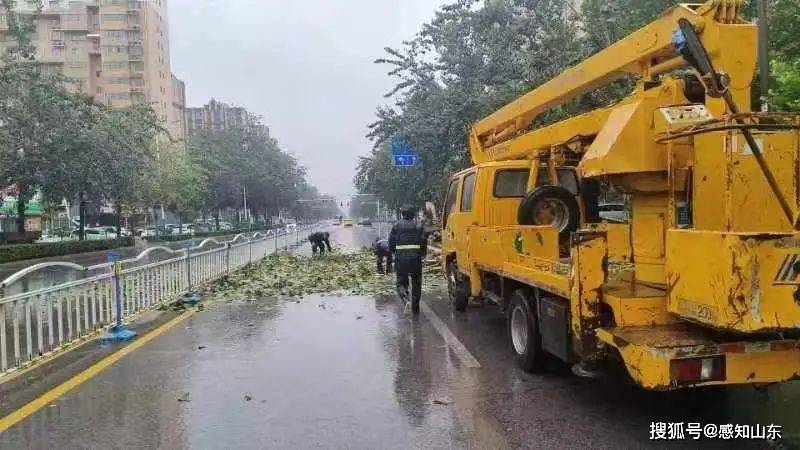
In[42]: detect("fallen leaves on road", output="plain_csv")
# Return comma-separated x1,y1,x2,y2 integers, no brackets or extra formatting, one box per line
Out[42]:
204,248,446,301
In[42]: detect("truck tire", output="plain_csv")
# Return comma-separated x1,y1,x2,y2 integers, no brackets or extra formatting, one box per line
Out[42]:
447,260,469,312
517,185,580,236
507,289,544,372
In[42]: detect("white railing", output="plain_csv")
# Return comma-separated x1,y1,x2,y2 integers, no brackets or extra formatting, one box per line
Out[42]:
0,224,317,376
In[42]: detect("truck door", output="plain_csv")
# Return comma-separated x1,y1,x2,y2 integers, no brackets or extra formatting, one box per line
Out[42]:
452,170,477,274
441,177,461,257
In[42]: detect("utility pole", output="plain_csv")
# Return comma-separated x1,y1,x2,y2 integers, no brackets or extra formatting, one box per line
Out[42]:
758,0,770,111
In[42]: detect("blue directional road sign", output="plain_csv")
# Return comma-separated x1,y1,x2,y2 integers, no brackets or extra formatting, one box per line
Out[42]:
390,134,417,167
393,154,417,167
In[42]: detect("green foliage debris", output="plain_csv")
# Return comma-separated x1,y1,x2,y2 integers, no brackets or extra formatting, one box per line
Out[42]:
204,248,444,301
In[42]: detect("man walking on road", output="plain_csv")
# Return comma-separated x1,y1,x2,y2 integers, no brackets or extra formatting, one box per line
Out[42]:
389,205,427,314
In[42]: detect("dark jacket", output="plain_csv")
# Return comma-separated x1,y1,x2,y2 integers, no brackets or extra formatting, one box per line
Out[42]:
372,239,391,256
388,219,427,259
308,232,329,243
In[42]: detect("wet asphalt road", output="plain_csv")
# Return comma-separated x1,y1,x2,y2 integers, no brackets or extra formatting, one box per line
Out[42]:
2,225,800,449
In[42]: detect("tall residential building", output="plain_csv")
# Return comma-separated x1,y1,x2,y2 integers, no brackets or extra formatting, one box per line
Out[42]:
170,73,186,140
0,0,183,140
186,99,269,137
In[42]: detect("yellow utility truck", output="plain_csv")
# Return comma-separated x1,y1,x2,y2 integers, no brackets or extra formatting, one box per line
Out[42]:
441,0,800,390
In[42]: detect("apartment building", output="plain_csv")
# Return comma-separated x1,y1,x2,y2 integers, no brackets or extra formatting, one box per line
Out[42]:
0,0,184,140
170,73,186,140
186,99,269,137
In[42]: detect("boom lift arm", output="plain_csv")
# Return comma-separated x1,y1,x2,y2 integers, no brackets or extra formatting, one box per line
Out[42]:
469,0,750,163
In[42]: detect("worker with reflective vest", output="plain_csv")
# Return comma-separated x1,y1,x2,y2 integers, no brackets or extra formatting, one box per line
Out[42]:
389,205,427,314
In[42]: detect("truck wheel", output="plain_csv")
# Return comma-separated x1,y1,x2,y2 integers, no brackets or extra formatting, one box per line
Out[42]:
507,289,544,372
447,260,469,312
517,185,580,236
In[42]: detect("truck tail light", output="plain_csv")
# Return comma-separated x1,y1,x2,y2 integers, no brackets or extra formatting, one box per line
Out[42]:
670,356,726,385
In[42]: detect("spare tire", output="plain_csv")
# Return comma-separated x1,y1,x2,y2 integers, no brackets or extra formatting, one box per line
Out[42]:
517,185,580,236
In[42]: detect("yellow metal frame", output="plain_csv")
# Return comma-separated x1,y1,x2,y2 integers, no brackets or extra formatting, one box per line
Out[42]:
442,0,800,390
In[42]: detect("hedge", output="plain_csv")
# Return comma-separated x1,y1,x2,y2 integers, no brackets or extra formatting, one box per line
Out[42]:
0,237,135,264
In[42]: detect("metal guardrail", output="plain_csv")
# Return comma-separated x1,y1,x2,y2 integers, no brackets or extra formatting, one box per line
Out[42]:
0,224,317,376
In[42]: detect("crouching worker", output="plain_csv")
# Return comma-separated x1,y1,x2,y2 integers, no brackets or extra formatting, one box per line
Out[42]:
308,231,332,255
372,238,392,274
389,205,426,314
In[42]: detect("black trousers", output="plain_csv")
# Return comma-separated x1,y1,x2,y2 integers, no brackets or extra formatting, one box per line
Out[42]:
376,251,393,274
396,256,422,312
311,240,326,254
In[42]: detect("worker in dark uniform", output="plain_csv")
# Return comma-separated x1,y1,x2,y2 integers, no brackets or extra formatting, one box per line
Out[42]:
389,205,427,314
372,238,393,274
308,231,332,255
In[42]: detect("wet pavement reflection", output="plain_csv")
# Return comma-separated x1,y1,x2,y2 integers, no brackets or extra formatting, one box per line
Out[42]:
2,225,800,449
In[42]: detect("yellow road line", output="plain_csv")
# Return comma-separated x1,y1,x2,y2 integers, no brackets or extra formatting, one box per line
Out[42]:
0,309,195,433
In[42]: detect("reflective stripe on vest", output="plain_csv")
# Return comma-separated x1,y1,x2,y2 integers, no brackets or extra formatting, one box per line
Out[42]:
396,245,421,250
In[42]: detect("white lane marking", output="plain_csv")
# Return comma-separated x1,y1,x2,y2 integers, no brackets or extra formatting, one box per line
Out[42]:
420,302,481,368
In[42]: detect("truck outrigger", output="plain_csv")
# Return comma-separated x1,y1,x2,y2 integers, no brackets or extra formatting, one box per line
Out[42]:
441,0,800,389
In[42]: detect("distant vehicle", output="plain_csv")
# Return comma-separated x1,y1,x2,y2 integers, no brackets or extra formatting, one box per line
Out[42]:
286,223,297,233
72,227,116,240
179,224,195,236
194,223,212,233
139,227,157,238
100,226,130,237
342,218,353,227
357,218,372,226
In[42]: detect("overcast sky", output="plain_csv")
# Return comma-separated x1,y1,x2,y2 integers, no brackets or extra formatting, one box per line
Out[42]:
168,0,447,198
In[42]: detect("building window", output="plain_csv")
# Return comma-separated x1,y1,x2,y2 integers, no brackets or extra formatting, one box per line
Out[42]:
103,30,123,39
103,61,126,69
101,13,127,22
102,45,126,55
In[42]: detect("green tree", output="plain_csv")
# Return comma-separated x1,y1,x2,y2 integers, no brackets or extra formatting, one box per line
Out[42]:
360,0,584,208
90,105,161,237
155,148,206,232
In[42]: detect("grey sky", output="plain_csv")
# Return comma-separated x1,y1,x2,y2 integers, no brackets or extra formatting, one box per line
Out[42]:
169,0,447,198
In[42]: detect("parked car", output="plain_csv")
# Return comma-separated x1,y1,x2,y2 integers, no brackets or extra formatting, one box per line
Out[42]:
358,218,372,226
179,224,195,236
342,218,353,227
100,226,130,237
71,227,116,240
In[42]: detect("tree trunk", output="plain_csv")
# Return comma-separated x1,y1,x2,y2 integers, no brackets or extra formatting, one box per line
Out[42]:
114,202,122,240
15,185,26,234
79,193,87,241
214,210,220,232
